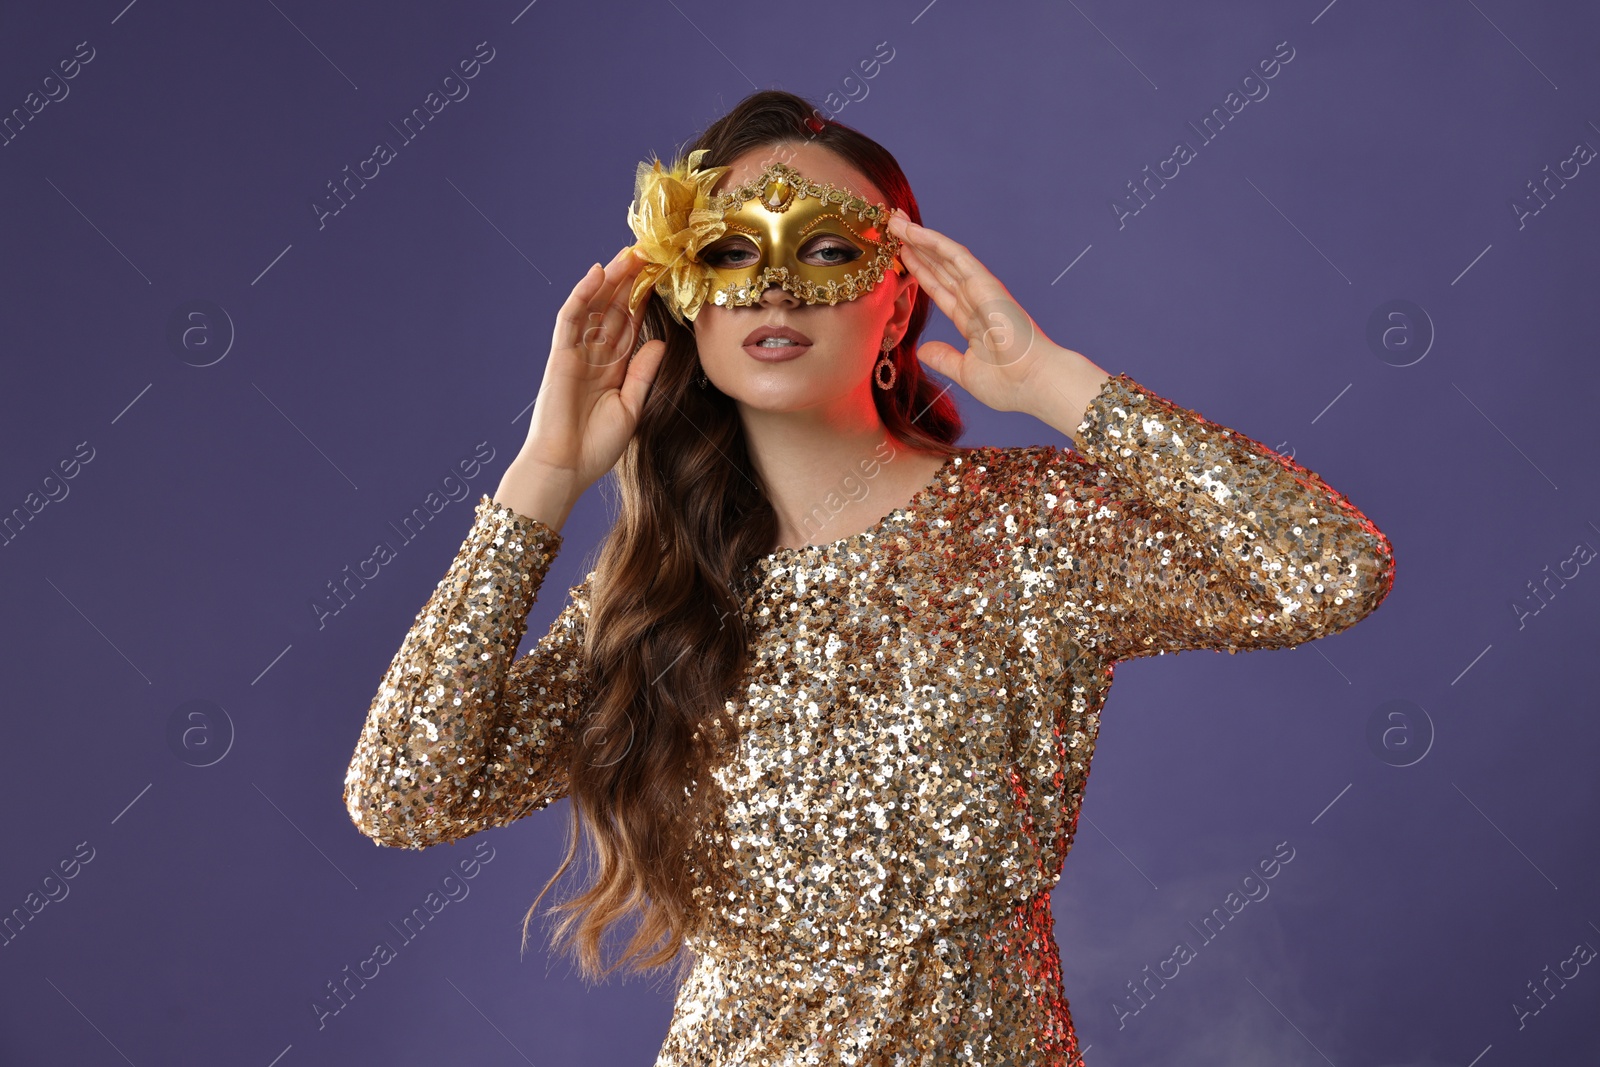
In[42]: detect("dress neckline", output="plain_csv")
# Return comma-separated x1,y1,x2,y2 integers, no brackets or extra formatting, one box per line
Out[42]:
755,445,974,568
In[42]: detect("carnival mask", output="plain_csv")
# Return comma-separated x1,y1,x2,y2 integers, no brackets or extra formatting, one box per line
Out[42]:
625,148,905,325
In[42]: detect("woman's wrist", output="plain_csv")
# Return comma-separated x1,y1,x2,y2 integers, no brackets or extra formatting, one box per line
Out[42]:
492,454,585,533
1019,345,1113,444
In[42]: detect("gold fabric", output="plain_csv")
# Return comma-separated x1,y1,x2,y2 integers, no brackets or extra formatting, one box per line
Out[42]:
625,147,733,326
626,153,904,325
344,373,1395,1064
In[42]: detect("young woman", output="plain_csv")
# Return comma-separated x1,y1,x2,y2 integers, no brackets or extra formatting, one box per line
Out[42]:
343,90,1394,1065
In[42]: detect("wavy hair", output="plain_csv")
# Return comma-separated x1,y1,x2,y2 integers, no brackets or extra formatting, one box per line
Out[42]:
521,89,963,986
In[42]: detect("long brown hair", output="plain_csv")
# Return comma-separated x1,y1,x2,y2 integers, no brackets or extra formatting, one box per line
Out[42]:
521,89,963,986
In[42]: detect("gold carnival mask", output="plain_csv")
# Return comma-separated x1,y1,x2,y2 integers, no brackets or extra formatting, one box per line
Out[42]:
625,148,905,325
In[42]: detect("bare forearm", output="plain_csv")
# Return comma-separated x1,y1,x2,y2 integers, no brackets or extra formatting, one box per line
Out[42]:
1022,347,1114,444
493,454,585,532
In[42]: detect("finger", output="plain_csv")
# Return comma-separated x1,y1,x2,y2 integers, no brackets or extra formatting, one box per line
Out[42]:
612,262,658,352
589,256,651,357
900,241,979,335
898,241,962,317
564,251,643,358
618,337,667,419
913,338,966,381
626,283,652,340
900,222,1017,340
900,238,964,305
897,226,972,307
553,263,608,347
586,246,643,317
893,214,981,285
605,252,648,316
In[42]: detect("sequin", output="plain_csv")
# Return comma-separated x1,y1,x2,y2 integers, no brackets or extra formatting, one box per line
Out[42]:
344,373,1395,1064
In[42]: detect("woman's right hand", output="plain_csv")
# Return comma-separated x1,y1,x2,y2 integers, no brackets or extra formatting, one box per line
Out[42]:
494,246,666,529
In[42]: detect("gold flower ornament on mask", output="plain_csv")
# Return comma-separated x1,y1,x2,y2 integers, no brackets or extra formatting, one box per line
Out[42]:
624,148,732,326
625,148,905,326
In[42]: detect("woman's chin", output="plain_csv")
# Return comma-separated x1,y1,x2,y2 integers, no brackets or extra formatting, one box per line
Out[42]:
717,375,851,411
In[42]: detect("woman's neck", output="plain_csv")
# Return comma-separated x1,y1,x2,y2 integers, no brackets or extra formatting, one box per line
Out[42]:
740,413,947,551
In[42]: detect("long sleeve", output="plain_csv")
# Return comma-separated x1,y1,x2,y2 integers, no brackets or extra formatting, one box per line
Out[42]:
343,494,594,849
1028,372,1395,664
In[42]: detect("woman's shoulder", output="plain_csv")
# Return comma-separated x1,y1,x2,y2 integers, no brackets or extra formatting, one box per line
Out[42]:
950,442,1090,495
926,443,1095,533
900,443,1094,560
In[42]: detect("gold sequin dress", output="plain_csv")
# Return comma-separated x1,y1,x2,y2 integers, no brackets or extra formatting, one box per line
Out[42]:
344,372,1394,1065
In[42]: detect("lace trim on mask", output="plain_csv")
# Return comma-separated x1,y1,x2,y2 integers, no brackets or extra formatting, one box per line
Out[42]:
703,161,904,309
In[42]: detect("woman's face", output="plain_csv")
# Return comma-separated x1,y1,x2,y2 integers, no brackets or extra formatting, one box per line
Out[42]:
692,141,917,413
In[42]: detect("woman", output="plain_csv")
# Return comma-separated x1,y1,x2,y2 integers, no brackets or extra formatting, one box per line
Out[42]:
343,90,1394,1065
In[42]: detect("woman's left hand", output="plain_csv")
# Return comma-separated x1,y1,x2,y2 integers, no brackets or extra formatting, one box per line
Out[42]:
885,208,1098,419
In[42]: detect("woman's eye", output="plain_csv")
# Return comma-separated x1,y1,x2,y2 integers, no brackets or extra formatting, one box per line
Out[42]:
703,241,758,267
701,238,861,267
805,240,861,266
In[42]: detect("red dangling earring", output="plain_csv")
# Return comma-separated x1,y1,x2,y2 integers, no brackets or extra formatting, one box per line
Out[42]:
874,337,897,390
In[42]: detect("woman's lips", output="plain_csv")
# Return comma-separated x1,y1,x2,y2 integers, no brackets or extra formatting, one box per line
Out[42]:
742,341,812,362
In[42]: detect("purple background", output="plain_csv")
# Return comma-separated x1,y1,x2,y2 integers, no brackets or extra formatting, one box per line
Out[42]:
3,1,1598,1064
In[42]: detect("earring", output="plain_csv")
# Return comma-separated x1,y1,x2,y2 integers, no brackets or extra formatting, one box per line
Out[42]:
695,363,709,389
874,336,897,391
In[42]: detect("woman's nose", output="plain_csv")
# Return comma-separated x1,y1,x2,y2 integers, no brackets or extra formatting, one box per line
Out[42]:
758,282,800,307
